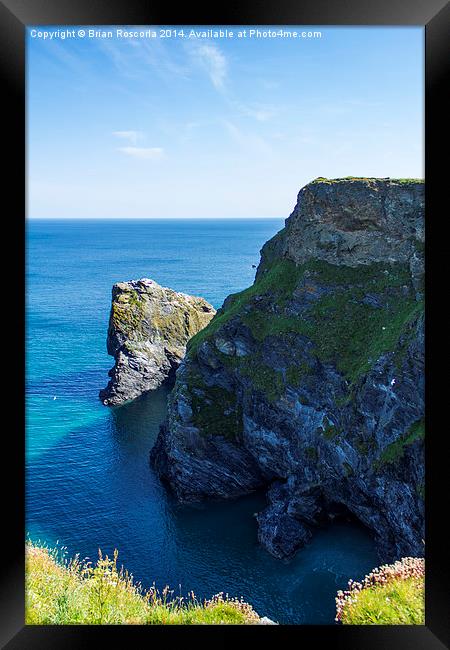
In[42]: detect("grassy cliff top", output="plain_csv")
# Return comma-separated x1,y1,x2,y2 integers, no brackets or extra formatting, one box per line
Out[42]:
311,176,424,184
26,542,262,625
336,557,424,625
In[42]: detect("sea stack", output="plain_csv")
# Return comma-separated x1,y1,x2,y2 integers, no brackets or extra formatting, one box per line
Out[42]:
100,278,215,406
151,177,425,562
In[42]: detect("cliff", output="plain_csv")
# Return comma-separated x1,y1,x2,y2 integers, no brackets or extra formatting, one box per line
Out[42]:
99,278,215,406
151,177,425,562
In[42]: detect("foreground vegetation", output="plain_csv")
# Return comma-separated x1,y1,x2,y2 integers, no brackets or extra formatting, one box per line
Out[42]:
27,541,425,625
26,542,262,625
336,557,425,625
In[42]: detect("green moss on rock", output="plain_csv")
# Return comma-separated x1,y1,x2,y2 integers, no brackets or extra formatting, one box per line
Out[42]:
286,362,312,386
375,418,425,468
111,294,146,334
188,258,423,398
191,383,243,440
239,357,285,403
187,259,302,355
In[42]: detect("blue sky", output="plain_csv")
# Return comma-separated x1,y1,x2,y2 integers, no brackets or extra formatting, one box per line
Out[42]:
27,26,424,218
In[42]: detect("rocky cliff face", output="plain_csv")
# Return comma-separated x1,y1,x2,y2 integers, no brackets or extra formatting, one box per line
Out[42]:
99,278,215,406
151,178,425,562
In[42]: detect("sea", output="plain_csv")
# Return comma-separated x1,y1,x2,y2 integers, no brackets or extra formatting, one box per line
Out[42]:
25,218,378,624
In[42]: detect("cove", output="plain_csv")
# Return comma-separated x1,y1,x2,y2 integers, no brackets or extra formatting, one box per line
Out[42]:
26,218,378,624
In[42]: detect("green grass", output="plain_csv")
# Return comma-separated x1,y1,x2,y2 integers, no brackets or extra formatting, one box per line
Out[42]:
311,177,424,185
286,362,312,386
375,418,425,468
389,178,424,184
190,383,243,439
192,257,422,384
304,287,422,382
186,259,302,356
336,557,425,625
184,256,423,430
26,542,262,625
339,576,424,624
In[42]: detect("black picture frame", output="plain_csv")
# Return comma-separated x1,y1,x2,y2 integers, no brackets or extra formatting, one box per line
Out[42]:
1,0,448,647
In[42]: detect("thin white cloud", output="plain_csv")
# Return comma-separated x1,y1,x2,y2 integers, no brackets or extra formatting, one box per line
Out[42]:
118,146,164,160
112,130,142,145
99,37,190,83
129,39,190,79
191,43,227,90
188,43,280,123
106,39,278,127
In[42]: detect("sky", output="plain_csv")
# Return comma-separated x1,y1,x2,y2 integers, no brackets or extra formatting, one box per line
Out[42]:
27,26,424,219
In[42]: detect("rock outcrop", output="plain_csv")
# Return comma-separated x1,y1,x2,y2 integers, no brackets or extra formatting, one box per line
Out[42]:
99,278,215,406
151,177,425,563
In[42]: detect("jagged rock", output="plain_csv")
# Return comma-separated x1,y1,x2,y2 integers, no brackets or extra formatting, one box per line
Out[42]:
151,178,425,563
99,278,215,406
257,504,313,560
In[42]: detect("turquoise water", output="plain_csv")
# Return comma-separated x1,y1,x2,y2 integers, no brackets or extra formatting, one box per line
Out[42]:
26,219,378,624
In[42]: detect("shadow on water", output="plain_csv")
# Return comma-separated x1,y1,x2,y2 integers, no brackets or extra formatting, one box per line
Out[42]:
109,388,169,446
27,386,379,624
26,218,379,624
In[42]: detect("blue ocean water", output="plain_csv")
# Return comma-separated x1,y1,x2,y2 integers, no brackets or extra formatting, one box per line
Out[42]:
26,218,378,624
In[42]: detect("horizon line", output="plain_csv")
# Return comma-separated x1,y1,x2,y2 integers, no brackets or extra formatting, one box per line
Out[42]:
26,216,285,220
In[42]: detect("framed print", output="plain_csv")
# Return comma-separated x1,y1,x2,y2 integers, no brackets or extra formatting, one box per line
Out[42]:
1,0,448,647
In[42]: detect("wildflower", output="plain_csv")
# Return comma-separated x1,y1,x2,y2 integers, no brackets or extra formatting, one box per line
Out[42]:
335,557,424,623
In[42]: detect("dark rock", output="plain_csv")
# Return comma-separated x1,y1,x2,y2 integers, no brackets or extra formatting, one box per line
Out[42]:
257,506,313,560
151,177,425,562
